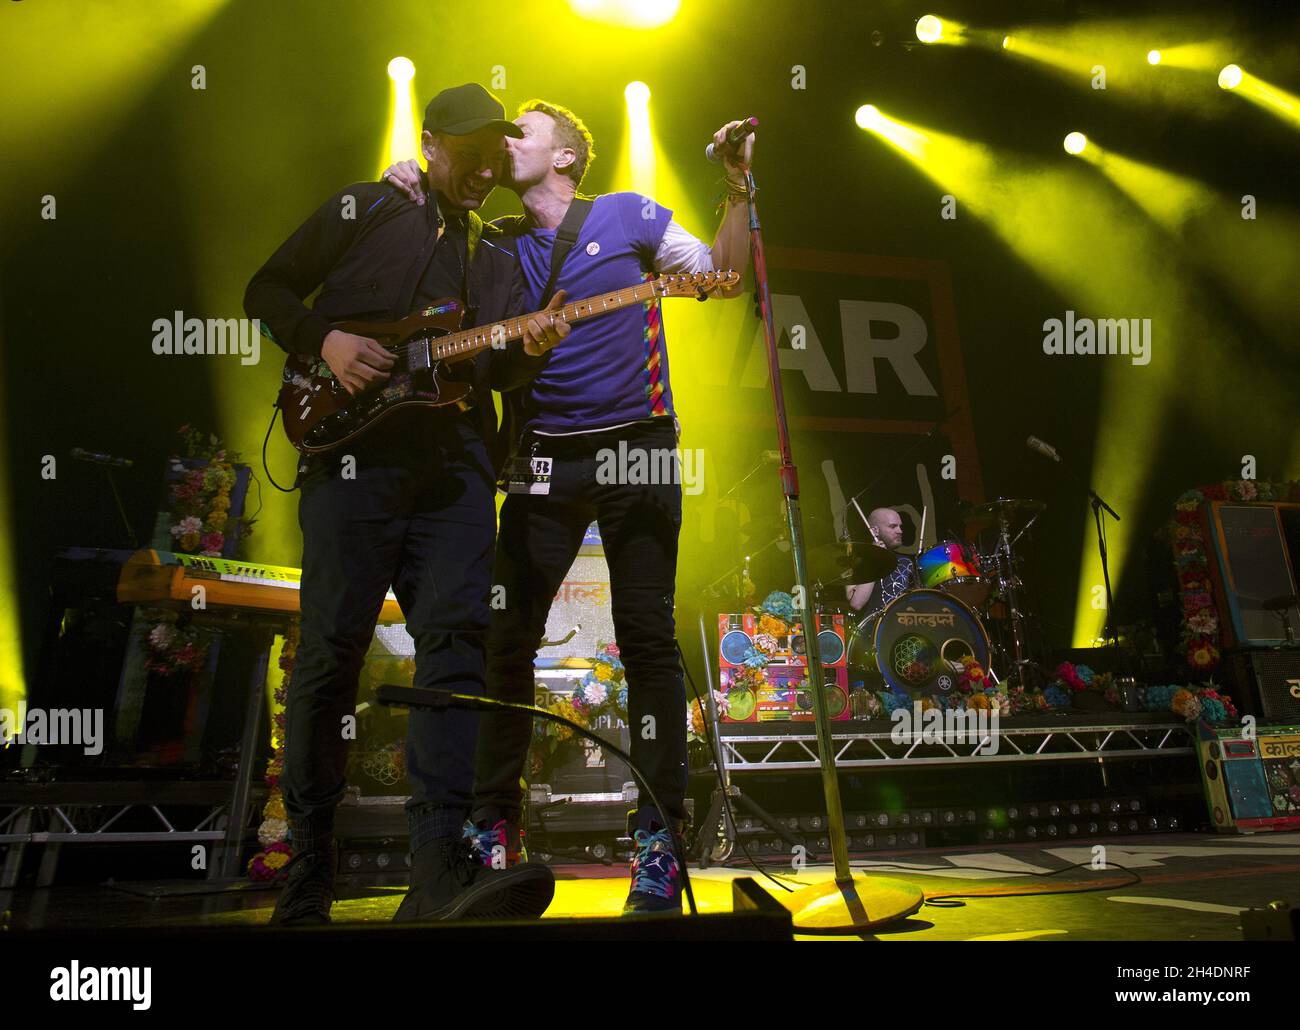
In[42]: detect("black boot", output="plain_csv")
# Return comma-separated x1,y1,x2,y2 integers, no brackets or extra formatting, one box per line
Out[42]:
393,835,554,922
269,841,337,925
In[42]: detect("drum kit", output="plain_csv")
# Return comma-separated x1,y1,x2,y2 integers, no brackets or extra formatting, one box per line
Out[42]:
809,497,1047,699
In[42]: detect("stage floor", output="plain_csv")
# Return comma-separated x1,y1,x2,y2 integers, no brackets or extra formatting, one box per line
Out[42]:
3,831,1297,940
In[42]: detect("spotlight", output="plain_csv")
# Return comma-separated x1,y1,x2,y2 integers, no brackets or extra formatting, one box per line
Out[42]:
387,56,415,83
1063,131,1088,155
855,104,883,130
1002,35,1012,49
1219,64,1243,89
915,15,943,43
1147,50,1161,65
624,80,651,105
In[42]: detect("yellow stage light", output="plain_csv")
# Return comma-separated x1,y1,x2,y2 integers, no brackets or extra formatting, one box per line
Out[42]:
570,0,680,29
387,56,414,83
1218,64,1243,89
916,15,943,43
625,80,651,106
1147,49,1161,65
855,104,882,130
1064,131,1088,155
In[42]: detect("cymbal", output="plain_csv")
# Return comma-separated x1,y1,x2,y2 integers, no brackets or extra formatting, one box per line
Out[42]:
806,541,898,586
961,497,1046,529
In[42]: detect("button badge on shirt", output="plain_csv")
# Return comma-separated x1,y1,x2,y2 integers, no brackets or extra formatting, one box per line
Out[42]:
585,242,600,256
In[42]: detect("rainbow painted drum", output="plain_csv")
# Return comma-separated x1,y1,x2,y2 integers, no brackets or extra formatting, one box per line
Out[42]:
846,588,991,699
917,540,991,608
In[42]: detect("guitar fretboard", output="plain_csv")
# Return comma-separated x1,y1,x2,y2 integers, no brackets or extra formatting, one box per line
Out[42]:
424,280,662,362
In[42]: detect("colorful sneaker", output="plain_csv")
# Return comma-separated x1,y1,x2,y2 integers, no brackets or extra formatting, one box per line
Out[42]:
465,819,527,869
622,828,683,914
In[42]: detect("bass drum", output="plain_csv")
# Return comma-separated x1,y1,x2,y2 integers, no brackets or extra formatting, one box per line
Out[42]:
846,588,990,699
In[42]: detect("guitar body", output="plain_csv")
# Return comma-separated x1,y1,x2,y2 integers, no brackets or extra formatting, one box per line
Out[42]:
278,299,471,453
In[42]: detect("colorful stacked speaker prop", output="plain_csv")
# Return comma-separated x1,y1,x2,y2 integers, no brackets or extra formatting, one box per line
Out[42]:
717,613,850,723
1197,720,1300,833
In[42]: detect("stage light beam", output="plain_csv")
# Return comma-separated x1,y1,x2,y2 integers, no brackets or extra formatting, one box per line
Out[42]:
1217,65,1300,126
380,56,420,178
619,80,656,208
1147,50,1161,65
1064,131,1088,155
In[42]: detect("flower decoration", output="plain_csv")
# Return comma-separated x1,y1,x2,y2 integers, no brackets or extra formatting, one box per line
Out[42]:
1043,685,1073,709
247,841,292,882
958,656,986,693
757,591,796,623
165,425,256,558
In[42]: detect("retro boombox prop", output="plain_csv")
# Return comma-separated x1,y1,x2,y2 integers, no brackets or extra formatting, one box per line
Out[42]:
716,613,850,723
1196,719,1300,833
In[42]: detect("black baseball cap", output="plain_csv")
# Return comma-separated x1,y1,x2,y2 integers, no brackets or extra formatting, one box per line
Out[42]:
423,83,523,137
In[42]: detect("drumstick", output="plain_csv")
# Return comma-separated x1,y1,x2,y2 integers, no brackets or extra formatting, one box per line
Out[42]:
916,504,927,557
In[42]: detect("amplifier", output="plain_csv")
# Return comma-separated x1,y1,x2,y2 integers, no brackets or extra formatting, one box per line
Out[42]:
1228,649,1300,723
1196,720,1300,833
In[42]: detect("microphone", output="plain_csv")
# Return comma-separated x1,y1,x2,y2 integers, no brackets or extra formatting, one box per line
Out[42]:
1026,436,1061,463
705,117,758,163
71,447,134,469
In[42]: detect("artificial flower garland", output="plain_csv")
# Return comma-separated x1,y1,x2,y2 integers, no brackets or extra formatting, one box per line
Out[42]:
247,623,296,881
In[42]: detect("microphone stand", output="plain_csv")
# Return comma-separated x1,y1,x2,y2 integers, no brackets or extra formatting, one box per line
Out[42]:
740,164,921,933
1090,488,1120,646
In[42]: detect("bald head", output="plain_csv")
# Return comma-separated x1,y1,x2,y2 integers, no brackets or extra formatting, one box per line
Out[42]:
868,508,905,549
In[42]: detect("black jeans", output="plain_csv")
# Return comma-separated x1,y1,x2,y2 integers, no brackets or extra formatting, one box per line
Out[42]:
283,409,496,851
473,418,687,833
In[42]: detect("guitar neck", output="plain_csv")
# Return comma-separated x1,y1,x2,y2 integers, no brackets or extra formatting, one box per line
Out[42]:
425,279,662,363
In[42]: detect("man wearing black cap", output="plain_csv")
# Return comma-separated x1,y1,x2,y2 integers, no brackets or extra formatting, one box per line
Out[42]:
245,83,566,925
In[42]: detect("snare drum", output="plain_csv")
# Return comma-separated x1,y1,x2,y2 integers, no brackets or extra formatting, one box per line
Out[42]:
846,588,990,699
917,540,992,608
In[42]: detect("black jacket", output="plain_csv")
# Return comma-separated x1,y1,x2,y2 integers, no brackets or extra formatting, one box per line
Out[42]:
243,181,545,469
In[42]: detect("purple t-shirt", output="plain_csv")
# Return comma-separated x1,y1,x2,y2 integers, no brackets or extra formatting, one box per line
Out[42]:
501,192,675,433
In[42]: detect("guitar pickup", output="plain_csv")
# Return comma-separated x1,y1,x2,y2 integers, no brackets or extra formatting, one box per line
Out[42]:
408,337,432,372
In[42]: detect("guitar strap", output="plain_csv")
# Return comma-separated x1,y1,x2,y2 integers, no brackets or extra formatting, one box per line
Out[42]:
494,195,593,479
463,208,483,323
394,196,482,321
539,196,594,305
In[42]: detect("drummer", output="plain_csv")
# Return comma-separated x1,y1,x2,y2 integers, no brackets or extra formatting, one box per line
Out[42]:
845,508,917,617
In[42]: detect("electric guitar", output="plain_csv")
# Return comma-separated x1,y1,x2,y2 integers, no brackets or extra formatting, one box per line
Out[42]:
278,269,738,452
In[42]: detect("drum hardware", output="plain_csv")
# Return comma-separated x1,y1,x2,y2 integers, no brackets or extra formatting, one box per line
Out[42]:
806,540,898,589
959,497,1046,691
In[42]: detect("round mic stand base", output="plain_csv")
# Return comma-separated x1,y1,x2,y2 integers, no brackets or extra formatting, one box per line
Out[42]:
787,875,925,935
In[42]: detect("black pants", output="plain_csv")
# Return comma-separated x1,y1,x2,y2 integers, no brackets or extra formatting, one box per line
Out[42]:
282,410,496,851
473,418,687,833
